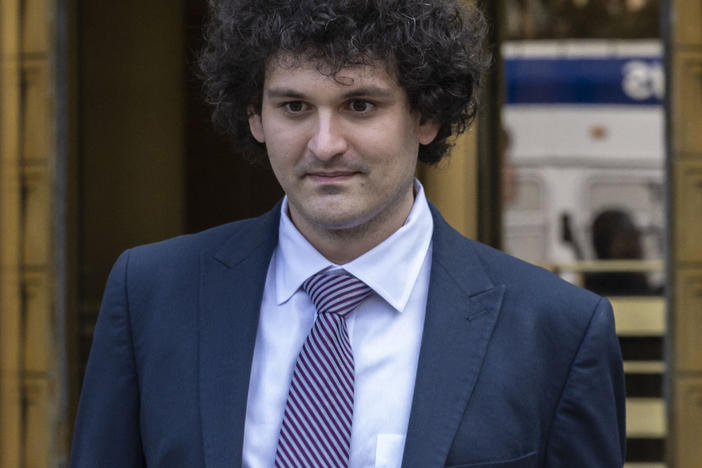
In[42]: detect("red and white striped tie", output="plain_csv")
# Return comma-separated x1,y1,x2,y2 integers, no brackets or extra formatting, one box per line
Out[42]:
274,270,372,468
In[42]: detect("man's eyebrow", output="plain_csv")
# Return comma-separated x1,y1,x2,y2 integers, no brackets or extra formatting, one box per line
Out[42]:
341,87,394,99
265,88,307,100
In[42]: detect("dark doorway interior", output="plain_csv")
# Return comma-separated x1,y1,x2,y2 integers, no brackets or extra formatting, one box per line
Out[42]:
73,0,282,426
184,0,283,233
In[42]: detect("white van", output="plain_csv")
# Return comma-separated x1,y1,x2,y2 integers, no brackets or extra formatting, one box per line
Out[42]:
502,39,664,289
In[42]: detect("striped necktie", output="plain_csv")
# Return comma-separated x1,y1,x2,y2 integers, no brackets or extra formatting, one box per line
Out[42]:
274,270,373,468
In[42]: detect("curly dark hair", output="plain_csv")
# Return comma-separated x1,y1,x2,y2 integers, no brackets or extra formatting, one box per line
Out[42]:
199,0,490,165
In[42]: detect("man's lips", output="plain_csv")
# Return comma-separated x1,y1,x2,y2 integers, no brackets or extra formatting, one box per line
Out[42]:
305,171,359,182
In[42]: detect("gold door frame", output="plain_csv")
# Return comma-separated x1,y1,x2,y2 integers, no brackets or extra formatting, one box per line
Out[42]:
1,0,66,464
668,0,702,466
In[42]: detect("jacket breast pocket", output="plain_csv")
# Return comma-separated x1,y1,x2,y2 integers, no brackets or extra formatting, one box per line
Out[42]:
446,451,537,468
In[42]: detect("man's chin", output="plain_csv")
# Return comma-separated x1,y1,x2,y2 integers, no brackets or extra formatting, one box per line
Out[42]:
310,214,369,232
288,196,378,232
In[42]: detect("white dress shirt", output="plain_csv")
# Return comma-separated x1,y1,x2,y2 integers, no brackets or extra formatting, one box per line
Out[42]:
242,181,434,468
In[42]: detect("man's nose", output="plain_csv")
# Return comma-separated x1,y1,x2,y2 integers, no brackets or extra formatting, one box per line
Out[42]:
307,112,348,160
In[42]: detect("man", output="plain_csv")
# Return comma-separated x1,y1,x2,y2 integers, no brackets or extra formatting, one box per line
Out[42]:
71,0,626,467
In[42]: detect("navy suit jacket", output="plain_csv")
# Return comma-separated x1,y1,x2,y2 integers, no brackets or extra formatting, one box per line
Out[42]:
71,202,626,467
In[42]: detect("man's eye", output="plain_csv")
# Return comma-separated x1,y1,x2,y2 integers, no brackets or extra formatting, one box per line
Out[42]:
284,101,306,113
349,100,374,113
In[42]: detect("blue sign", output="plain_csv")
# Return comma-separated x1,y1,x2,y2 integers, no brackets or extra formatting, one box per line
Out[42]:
505,57,664,105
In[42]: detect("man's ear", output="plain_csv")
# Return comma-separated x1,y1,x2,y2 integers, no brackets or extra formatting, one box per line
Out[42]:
417,118,441,146
248,109,265,143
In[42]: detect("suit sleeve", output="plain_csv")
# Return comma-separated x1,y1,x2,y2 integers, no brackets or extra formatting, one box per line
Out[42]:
70,250,146,467
545,297,626,467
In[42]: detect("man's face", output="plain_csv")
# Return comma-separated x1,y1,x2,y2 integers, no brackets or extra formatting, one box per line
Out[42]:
249,57,440,241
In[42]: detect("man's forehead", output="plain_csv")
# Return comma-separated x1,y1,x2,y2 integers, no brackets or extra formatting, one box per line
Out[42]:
264,52,398,86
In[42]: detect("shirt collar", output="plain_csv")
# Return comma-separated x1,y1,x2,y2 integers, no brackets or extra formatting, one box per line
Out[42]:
274,179,433,312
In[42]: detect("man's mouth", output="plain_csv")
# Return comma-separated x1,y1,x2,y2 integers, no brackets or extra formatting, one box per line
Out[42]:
306,171,359,182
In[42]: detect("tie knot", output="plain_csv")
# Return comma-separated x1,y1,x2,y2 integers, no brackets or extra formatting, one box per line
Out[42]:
302,270,372,317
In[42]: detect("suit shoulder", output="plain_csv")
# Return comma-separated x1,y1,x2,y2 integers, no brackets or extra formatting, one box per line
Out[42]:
458,241,616,372
123,207,279,273
429,205,602,318
474,240,586,287
467,239,604,321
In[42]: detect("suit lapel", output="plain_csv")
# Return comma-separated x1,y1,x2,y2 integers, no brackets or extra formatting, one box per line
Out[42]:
199,206,281,467
402,207,505,468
